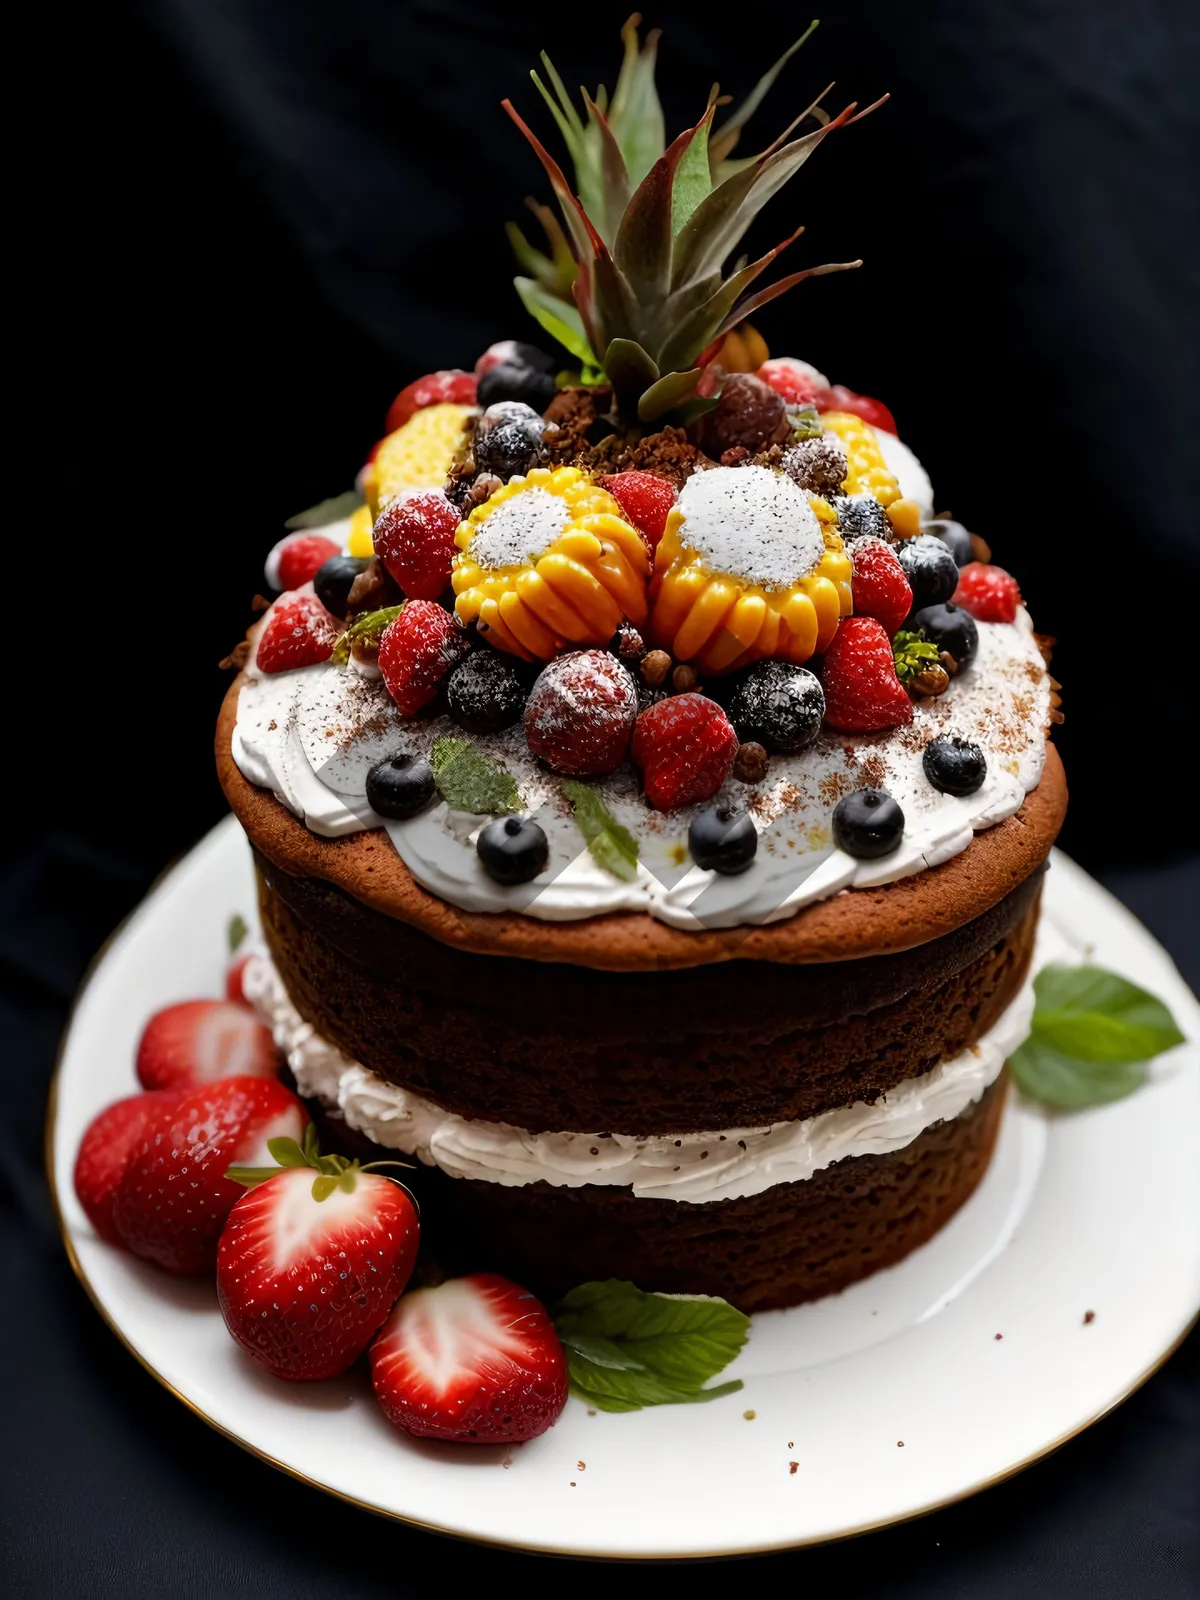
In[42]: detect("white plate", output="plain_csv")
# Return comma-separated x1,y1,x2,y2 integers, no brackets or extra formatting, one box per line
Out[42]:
48,819,1200,1559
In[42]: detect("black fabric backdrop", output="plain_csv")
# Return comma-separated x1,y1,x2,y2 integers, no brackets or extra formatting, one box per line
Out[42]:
6,0,1199,1591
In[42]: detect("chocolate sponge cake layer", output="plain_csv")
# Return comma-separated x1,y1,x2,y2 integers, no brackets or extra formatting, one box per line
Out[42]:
257,851,1039,1136
308,1080,1008,1314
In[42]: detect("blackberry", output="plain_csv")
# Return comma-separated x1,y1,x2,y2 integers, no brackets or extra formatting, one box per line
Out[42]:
832,494,891,542
897,534,959,612
727,662,825,754
446,651,527,733
909,601,979,670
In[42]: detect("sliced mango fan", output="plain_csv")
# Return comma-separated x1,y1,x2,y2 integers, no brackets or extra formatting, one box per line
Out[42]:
504,15,886,424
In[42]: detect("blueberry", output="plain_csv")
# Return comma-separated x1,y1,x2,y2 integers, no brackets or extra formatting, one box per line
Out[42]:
832,494,891,542
924,518,973,569
909,601,979,670
475,417,546,482
505,341,556,374
689,802,758,875
366,754,436,819
897,534,959,611
727,662,825,754
477,813,549,884
313,553,371,620
923,735,987,797
831,787,905,860
476,362,557,413
446,652,527,733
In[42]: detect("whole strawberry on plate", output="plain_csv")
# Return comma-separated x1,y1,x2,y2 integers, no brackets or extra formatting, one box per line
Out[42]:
136,999,280,1092
112,1076,307,1273
370,1273,568,1443
73,1090,183,1246
217,1126,419,1381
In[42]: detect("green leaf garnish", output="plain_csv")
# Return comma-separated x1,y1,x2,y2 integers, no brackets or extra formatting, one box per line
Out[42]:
330,605,404,666
284,489,364,530
1009,964,1185,1109
788,403,823,441
430,737,522,815
311,1174,339,1202
561,780,639,882
514,276,598,368
554,1279,749,1413
266,1136,309,1168
226,912,248,953
892,628,940,683
225,1165,282,1188
225,1126,412,1197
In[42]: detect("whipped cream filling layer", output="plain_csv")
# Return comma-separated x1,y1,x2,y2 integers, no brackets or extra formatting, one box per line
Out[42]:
243,949,1034,1206
231,431,1047,930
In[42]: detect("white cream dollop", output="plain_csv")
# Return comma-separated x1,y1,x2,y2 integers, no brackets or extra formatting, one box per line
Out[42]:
244,947,1034,1205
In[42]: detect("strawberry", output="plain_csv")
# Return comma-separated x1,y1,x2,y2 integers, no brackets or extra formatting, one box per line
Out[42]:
756,358,825,407
370,1274,568,1444
386,370,477,434
216,1131,418,1382
225,953,251,1004
815,383,897,436
821,616,914,733
136,999,280,1093
953,561,1021,624
276,533,340,592
850,538,913,637
73,1091,182,1246
372,490,460,601
599,470,676,549
256,595,338,674
113,1077,308,1273
378,600,472,717
523,649,638,776
631,693,739,810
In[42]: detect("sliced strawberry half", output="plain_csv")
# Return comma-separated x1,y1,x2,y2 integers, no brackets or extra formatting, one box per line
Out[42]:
370,1273,568,1443
256,595,339,674
73,1091,183,1246
217,1141,419,1382
113,1077,308,1274
135,999,280,1093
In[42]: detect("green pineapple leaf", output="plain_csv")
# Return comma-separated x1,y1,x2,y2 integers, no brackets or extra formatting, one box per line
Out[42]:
708,19,821,168
515,276,598,367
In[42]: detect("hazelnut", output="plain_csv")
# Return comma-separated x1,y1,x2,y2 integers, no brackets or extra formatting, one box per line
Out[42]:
641,649,672,688
671,663,698,693
733,742,769,784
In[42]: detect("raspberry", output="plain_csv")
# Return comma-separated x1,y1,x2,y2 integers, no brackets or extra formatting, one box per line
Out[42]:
821,617,914,733
255,595,338,674
850,538,913,637
757,359,824,407
276,533,340,592
372,490,460,601
953,561,1021,624
631,693,739,810
523,650,638,776
600,471,677,548
815,384,897,436
378,600,472,717
385,370,477,434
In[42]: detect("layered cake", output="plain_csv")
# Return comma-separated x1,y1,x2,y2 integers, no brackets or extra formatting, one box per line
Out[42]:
215,25,1066,1313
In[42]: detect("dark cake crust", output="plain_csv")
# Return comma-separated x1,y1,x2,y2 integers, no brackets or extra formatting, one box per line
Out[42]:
309,1079,1008,1314
258,854,1039,1135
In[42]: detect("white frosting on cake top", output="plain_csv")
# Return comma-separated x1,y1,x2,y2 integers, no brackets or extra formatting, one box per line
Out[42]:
674,466,825,588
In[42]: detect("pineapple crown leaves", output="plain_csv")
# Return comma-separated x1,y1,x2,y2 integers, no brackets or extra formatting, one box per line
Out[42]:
502,16,885,423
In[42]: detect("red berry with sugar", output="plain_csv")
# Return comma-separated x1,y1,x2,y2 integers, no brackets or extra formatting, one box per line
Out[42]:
850,538,913,638
276,533,340,592
953,561,1022,624
378,600,472,717
631,693,739,810
255,595,339,674
756,359,824,407
372,490,460,600
524,649,638,776
600,470,677,548
385,369,477,434
821,616,914,733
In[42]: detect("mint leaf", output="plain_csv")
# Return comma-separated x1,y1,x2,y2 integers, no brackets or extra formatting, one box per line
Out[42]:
227,913,248,953
1008,963,1184,1109
555,1279,749,1412
331,605,404,666
561,781,639,882
285,489,364,530
430,737,521,815
265,1136,308,1168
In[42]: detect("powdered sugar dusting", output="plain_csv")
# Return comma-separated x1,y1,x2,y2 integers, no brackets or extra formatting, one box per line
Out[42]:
468,487,572,569
676,466,825,589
